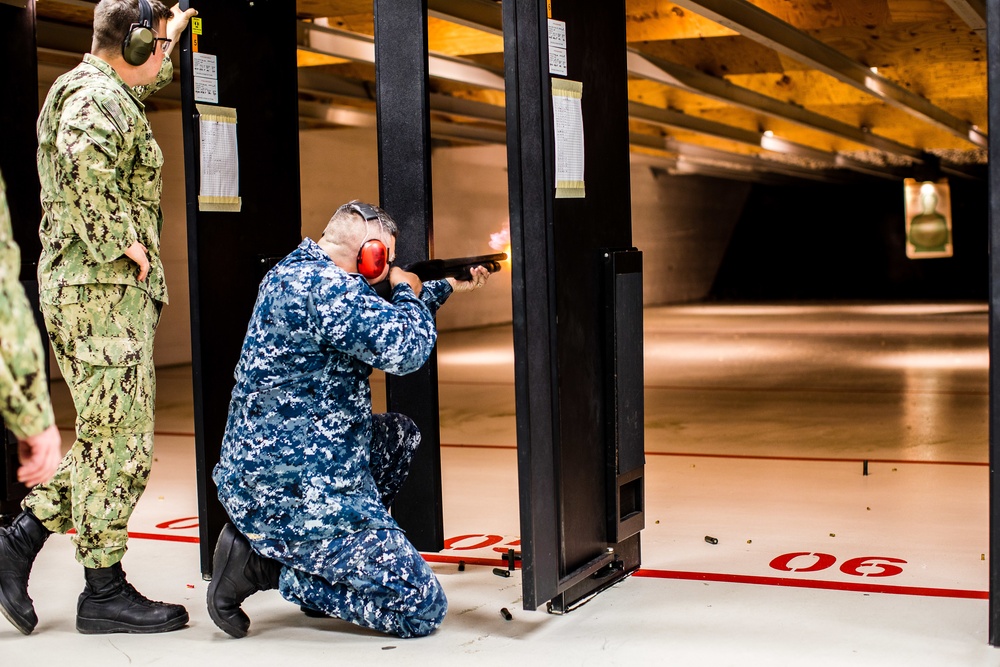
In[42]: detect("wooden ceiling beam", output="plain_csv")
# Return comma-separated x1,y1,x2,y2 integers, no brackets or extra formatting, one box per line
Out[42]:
427,17,503,56
635,20,985,77
630,131,852,182
297,0,372,18
630,101,908,180
427,0,502,35
941,0,986,38
740,0,894,30
724,61,988,112
627,50,927,160
296,20,505,90
668,0,986,147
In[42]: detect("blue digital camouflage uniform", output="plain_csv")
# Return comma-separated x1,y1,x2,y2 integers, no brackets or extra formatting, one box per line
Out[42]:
214,238,453,638
0,170,56,442
24,54,172,569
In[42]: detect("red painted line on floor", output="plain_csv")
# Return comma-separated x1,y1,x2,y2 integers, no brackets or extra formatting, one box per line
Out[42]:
441,443,517,451
434,379,988,397
423,553,515,569
438,443,986,467
644,451,988,467
632,568,988,600
127,531,200,544
120,535,984,600
643,383,987,397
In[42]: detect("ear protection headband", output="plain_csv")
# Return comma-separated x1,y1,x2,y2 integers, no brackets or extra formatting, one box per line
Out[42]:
350,202,389,281
122,0,155,66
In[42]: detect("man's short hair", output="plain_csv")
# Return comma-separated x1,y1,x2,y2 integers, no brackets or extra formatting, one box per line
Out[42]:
324,201,398,247
93,0,172,55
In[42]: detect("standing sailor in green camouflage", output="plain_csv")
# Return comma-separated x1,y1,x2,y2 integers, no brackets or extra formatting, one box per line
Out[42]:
0,0,197,636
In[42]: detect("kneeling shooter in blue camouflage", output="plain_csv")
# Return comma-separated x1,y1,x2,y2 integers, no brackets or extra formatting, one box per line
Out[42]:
208,202,490,639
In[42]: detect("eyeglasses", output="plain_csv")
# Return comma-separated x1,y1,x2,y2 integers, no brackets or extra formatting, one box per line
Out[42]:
153,37,172,54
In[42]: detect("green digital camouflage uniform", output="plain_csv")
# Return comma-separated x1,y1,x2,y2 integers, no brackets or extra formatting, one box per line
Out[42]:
24,54,173,569
0,171,56,443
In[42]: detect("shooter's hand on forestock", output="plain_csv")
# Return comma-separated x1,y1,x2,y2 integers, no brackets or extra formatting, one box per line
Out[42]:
448,265,490,293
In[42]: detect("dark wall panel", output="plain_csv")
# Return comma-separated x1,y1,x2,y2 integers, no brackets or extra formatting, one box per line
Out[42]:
709,180,988,301
631,168,751,305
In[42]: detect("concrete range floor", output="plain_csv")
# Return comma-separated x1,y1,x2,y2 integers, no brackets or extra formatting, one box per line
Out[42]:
1,302,997,666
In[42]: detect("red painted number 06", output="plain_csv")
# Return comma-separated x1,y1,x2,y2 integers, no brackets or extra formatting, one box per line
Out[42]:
770,552,906,577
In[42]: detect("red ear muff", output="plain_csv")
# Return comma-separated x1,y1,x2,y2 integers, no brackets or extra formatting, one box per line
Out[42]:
357,239,387,280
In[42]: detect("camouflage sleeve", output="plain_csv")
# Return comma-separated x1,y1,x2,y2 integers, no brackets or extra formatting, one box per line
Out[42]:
312,279,438,376
0,174,55,439
417,278,453,314
132,56,173,101
56,93,140,263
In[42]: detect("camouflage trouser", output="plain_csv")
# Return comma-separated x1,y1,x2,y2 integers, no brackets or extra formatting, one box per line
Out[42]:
25,284,158,569
278,529,448,639
246,413,448,638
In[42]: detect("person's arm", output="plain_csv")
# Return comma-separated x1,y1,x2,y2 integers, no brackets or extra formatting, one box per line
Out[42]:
56,94,143,270
132,56,173,101
0,175,60,486
132,5,197,101
16,426,62,487
312,273,439,376
413,264,490,313
164,4,198,58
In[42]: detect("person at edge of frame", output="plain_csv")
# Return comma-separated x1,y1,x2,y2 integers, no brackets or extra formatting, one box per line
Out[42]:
0,169,62,502
0,0,197,637
207,201,492,639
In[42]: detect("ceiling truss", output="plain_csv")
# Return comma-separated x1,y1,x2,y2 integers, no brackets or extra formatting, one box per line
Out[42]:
30,0,988,184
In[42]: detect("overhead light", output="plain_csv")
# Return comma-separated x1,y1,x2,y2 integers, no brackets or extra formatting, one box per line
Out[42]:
763,130,774,137
870,66,879,74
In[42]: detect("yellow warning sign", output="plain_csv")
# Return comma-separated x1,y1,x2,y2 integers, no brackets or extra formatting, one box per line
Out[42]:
192,17,202,35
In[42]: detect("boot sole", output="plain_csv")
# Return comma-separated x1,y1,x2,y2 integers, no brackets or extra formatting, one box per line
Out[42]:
206,525,248,639
76,611,189,635
0,584,34,635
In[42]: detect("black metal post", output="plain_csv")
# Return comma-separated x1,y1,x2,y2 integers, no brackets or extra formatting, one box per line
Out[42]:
178,0,301,575
987,0,1000,647
504,0,641,611
374,0,445,552
503,0,562,610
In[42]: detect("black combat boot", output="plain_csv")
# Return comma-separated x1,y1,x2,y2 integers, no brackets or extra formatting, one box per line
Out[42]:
0,511,50,634
76,562,189,634
207,523,281,638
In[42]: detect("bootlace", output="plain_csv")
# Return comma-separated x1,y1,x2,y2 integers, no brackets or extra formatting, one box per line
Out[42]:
118,580,169,608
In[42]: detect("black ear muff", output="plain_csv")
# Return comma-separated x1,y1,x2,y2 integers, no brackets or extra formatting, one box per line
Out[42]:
122,0,155,66
349,202,388,281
